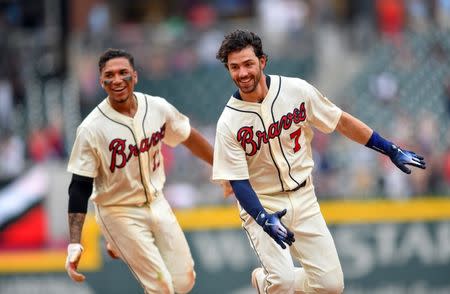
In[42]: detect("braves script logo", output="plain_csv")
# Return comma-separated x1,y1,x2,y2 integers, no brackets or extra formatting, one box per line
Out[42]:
109,124,166,172
237,102,306,156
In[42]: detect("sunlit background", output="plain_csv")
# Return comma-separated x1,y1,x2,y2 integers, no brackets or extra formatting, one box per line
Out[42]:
0,0,449,293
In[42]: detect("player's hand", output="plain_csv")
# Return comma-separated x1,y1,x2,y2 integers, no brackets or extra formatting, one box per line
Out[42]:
388,145,426,174
106,242,120,259
220,180,234,198
65,243,86,282
256,209,295,249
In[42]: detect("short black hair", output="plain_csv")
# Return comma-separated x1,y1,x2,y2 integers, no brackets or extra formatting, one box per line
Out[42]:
98,48,135,72
216,29,268,66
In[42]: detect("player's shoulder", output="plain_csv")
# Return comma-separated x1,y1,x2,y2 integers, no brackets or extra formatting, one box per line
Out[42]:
137,91,173,109
138,91,162,102
277,75,317,99
76,111,100,139
277,74,311,88
215,112,233,135
78,98,109,129
220,95,241,115
217,109,229,124
216,96,246,132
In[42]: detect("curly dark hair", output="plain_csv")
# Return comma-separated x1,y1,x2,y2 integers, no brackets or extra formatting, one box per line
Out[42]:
216,29,268,67
98,48,135,73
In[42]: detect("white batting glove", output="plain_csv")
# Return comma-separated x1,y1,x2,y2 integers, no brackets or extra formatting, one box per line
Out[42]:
65,243,86,282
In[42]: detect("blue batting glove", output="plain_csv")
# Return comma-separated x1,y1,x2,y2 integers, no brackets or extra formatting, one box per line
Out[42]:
256,209,295,249
388,145,426,174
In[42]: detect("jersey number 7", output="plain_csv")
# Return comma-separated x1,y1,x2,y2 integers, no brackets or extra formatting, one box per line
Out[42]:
290,128,302,153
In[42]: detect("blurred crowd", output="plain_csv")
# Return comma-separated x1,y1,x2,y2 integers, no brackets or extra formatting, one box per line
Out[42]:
0,0,450,205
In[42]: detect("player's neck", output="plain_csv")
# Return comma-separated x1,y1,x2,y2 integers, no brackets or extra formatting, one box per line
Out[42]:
108,94,138,117
240,75,268,103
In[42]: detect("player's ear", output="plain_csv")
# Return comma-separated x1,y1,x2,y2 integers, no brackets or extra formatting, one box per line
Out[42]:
100,78,105,88
134,71,138,85
260,56,267,70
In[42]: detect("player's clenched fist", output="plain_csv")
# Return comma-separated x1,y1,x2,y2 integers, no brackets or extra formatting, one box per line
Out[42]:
65,243,86,282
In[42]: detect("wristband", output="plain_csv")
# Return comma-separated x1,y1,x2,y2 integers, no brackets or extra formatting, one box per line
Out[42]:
365,131,395,157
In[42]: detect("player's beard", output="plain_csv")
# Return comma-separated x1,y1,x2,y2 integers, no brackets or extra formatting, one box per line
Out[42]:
109,91,131,104
114,94,130,103
235,67,262,94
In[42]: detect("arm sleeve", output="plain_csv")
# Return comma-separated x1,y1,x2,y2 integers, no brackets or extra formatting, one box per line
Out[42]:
68,174,94,213
160,99,191,147
365,131,395,156
230,180,264,221
212,124,249,181
305,83,343,133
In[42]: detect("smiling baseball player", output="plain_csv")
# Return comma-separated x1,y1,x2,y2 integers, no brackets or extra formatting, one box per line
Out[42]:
65,48,222,293
212,30,426,294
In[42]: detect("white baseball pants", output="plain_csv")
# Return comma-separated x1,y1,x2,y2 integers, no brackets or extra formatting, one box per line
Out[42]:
95,194,195,294
241,177,344,294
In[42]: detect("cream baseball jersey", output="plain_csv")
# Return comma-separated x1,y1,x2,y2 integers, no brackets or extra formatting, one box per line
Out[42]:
67,92,191,206
212,75,342,194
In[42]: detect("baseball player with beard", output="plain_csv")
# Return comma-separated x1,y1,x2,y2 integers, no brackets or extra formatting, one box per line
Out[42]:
65,48,230,293
212,30,426,293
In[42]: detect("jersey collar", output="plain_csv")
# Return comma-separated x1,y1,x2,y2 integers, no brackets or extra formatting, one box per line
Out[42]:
228,75,279,109
99,92,145,123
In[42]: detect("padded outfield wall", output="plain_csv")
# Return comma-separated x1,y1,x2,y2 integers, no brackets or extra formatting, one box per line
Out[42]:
1,199,450,294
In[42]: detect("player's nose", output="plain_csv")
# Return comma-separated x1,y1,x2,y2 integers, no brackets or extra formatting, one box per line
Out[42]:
238,68,249,78
112,74,124,84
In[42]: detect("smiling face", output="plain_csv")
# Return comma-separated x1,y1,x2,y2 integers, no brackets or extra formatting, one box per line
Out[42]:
227,46,266,95
100,57,138,104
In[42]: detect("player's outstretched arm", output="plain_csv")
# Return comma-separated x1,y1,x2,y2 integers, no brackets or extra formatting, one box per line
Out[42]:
66,174,93,282
230,180,295,249
335,112,426,173
182,127,214,165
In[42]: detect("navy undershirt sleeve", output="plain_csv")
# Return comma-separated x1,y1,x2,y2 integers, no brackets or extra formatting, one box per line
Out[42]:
68,174,94,213
230,179,265,221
